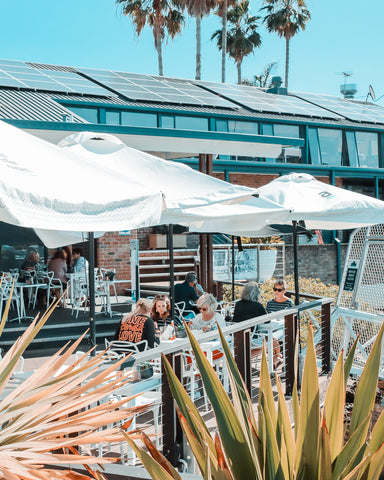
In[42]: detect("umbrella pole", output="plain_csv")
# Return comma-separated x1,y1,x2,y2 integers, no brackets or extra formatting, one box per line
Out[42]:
88,232,96,352
231,236,235,301
292,221,300,305
167,224,175,321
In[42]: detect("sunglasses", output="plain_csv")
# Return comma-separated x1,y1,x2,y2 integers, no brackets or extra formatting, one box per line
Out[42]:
199,307,208,311
273,287,284,292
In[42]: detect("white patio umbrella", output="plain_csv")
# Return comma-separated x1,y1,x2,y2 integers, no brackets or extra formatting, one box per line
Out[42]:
58,132,289,233
0,120,163,233
59,131,290,316
258,173,384,303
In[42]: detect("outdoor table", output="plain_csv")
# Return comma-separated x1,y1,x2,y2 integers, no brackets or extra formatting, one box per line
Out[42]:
257,319,284,372
14,282,37,321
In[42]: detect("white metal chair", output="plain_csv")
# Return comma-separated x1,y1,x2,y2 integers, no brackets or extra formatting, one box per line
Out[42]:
105,339,149,355
32,271,63,309
1,274,22,323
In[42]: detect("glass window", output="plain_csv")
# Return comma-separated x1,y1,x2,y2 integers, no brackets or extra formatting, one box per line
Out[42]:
105,110,120,125
215,119,228,132
273,124,300,138
121,111,157,127
261,123,273,136
355,132,378,168
160,115,175,128
227,120,258,134
317,128,342,166
345,131,359,167
68,106,98,123
308,128,321,165
175,116,209,131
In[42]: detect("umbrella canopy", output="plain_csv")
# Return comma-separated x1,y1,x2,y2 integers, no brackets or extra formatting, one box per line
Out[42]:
258,173,384,304
58,132,288,232
0,120,163,233
59,132,257,212
258,173,384,229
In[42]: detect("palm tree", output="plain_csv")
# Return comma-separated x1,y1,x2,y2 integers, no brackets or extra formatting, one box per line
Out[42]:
242,60,278,87
215,0,237,83
261,0,311,89
211,1,261,84
176,0,217,80
116,0,184,76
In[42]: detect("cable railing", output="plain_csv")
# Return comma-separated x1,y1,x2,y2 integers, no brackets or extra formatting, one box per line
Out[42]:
104,296,333,470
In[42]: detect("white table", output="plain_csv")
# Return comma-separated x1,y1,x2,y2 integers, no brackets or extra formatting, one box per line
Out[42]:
257,319,285,372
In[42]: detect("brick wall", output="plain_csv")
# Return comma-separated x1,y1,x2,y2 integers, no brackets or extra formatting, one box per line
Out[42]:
285,243,349,285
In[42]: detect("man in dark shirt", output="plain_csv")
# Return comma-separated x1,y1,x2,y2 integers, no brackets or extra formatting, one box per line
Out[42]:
174,272,203,313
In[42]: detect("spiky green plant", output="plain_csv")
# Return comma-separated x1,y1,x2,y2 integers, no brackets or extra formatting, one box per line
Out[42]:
0,278,141,480
125,321,384,479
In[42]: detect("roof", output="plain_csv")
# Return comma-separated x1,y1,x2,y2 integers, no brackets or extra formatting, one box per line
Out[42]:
0,58,383,130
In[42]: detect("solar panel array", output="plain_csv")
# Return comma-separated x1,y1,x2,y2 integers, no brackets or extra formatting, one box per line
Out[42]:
79,68,237,108
0,59,115,96
2,58,384,124
197,81,344,120
294,92,384,124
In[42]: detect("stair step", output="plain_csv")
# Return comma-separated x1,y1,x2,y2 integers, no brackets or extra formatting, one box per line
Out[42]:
140,263,194,270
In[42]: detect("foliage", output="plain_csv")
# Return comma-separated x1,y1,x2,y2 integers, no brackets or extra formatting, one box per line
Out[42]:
0,280,140,480
211,0,261,84
116,0,184,76
127,320,384,479
242,60,278,87
261,0,311,88
223,274,339,305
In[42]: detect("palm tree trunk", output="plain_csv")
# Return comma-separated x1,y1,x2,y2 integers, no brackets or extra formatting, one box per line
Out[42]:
285,37,289,89
155,33,164,77
196,16,202,80
221,1,227,83
237,61,241,85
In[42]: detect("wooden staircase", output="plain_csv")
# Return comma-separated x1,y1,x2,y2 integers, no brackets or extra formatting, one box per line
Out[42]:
138,248,198,297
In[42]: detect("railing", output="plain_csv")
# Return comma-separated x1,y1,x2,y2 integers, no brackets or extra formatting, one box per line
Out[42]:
114,296,332,470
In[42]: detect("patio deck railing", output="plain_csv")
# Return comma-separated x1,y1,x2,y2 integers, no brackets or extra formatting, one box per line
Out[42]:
113,295,332,470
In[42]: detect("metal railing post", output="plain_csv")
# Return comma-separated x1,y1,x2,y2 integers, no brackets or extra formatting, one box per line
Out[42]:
233,329,252,394
321,301,331,374
162,353,183,466
285,312,297,397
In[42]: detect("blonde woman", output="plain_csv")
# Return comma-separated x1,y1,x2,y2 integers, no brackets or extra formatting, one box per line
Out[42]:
190,293,225,332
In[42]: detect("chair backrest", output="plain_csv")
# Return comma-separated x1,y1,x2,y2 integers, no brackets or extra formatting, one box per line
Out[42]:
106,339,149,354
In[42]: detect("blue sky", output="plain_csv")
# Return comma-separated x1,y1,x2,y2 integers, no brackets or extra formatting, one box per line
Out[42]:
2,0,383,103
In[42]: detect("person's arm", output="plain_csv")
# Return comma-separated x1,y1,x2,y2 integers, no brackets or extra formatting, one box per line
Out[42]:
143,318,156,349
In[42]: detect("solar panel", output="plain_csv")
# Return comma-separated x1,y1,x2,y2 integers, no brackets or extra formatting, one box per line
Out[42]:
196,81,344,119
79,67,237,108
294,92,384,124
0,59,115,96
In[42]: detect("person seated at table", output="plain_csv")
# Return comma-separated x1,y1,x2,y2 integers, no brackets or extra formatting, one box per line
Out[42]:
175,272,204,314
72,247,89,274
151,294,171,326
62,246,73,273
117,298,159,350
234,281,281,367
266,279,294,313
48,249,68,305
232,282,266,322
190,293,225,332
21,249,40,272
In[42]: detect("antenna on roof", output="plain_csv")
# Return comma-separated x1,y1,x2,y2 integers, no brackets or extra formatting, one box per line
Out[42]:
365,84,376,103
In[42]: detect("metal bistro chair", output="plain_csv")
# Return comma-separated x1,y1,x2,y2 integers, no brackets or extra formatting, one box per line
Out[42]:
0,274,22,323
32,271,63,309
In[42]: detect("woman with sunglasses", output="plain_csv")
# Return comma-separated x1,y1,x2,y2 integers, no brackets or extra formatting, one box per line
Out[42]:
266,280,294,313
190,293,226,333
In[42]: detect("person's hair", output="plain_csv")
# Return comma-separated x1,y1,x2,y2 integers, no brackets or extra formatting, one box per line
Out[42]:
185,271,198,284
62,246,72,267
72,247,83,256
196,293,217,314
123,298,152,320
26,250,39,262
274,279,287,290
51,249,66,261
151,294,171,321
241,282,260,302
